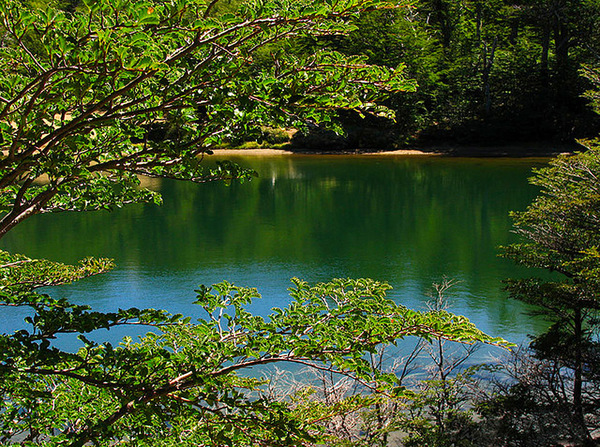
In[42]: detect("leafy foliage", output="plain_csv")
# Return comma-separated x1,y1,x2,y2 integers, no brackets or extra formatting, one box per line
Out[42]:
320,0,600,149
0,0,416,236
0,275,511,446
501,145,600,444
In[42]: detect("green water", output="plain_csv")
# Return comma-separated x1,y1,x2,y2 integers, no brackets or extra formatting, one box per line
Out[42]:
0,154,550,345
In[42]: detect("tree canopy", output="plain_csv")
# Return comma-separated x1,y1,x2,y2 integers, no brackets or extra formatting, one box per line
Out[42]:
0,267,510,445
296,0,600,150
502,137,600,443
0,0,416,237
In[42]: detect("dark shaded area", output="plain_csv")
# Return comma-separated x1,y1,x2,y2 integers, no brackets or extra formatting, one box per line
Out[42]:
290,110,401,152
288,1,600,155
289,108,590,155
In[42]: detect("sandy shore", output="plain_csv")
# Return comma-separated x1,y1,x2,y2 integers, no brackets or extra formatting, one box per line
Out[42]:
366,149,439,156
209,148,437,156
209,144,576,157
210,149,296,156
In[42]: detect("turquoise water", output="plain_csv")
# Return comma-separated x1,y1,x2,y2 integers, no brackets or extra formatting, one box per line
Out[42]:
0,154,550,349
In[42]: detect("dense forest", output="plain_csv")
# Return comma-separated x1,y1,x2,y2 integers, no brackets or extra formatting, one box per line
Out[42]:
272,0,600,151
341,0,600,150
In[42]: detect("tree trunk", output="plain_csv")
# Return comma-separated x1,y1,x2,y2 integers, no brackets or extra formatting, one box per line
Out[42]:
482,37,497,116
572,307,593,445
540,23,550,88
553,13,570,74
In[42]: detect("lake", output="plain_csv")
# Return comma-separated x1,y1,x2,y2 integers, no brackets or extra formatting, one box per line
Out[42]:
0,154,550,352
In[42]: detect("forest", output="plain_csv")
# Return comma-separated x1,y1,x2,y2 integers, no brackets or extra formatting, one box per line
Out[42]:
30,0,600,152
251,0,600,151
0,0,599,446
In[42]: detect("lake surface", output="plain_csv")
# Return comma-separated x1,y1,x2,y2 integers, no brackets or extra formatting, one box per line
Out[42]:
0,154,551,351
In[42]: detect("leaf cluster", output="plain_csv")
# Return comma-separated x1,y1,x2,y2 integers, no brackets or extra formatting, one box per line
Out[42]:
0,0,415,236
502,146,600,308
0,274,511,446
501,144,600,443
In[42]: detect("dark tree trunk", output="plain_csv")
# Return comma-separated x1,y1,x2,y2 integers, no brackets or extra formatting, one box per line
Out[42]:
540,23,551,88
553,14,570,74
572,307,593,445
428,0,453,48
482,37,498,116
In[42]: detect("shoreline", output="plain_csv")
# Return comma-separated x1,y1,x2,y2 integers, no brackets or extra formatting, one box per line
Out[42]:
210,148,437,156
209,145,577,157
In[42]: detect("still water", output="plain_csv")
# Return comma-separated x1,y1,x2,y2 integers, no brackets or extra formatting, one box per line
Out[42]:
0,154,550,349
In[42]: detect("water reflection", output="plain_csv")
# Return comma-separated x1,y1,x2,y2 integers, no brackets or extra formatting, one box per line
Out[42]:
0,155,549,346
